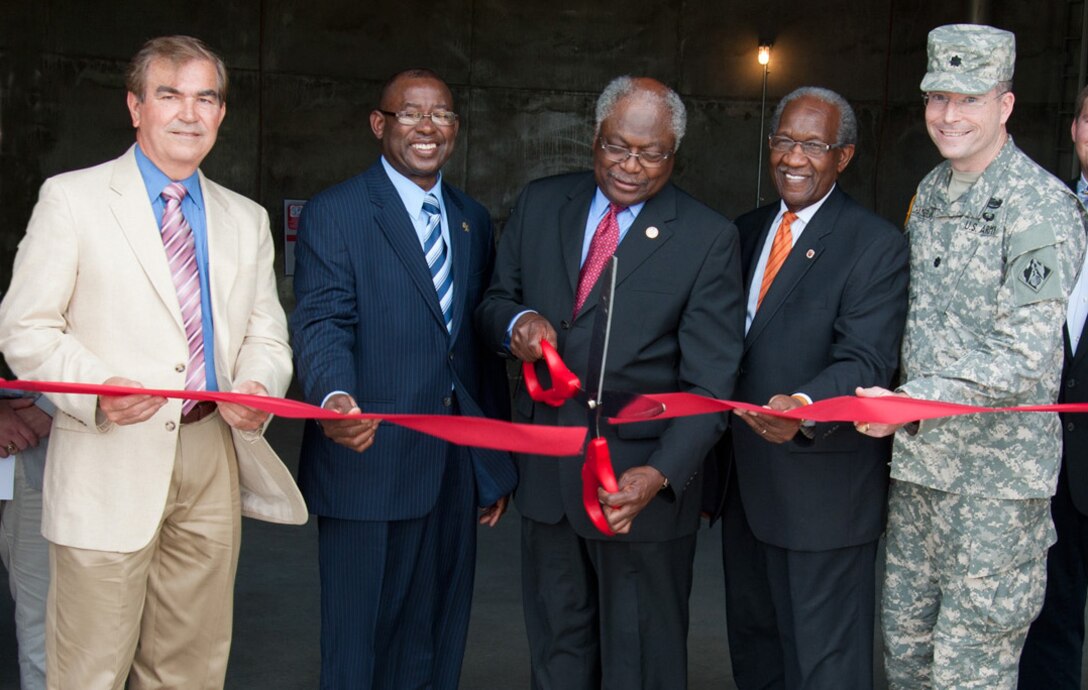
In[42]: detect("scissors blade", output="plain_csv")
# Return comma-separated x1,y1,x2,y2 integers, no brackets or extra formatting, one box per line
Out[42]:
584,256,617,409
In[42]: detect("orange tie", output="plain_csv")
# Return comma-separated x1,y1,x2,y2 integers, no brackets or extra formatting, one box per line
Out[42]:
757,211,797,308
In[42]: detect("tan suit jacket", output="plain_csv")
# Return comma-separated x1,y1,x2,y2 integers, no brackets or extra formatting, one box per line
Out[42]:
0,146,307,552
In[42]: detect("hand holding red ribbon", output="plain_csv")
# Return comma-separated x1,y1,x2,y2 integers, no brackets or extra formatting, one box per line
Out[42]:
0,378,587,456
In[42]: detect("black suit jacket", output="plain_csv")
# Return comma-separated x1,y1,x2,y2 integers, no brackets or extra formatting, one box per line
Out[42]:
725,187,909,551
1061,176,1088,514
476,171,744,541
291,162,516,521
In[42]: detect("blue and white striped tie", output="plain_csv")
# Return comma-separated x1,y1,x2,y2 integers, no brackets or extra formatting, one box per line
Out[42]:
422,193,454,332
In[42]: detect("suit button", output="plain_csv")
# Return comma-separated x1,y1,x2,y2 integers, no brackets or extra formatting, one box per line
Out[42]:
442,396,453,407
1068,422,1076,433
165,421,177,431
560,320,571,330
1069,378,1077,389
448,352,455,361
175,363,186,373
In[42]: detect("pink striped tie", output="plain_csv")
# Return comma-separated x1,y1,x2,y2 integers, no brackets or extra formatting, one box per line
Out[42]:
160,183,206,413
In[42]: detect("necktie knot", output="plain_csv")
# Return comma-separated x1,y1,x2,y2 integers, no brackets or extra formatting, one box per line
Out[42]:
162,182,188,203
422,193,441,218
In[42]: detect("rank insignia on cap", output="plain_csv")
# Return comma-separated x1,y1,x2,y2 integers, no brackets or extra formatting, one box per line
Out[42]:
950,55,962,67
1020,258,1052,292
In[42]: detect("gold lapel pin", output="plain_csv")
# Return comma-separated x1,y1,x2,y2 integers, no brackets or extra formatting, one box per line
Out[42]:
645,226,659,239
805,249,815,259
462,221,470,233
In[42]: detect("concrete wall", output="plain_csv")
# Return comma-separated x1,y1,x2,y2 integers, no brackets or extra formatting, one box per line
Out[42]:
0,1,1076,302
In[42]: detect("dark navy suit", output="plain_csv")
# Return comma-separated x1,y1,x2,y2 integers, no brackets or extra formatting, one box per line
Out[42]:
291,161,516,689
713,187,908,689
1018,178,1088,690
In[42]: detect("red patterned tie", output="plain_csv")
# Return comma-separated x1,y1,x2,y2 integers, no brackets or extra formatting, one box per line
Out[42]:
757,211,797,309
573,203,624,316
160,183,206,413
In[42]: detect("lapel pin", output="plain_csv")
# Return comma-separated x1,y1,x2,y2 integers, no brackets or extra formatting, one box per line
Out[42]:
805,249,815,259
462,221,470,233
645,226,659,239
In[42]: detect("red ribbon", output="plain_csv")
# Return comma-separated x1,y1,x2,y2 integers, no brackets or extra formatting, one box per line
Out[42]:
0,379,587,456
15,376,1088,537
608,392,1088,425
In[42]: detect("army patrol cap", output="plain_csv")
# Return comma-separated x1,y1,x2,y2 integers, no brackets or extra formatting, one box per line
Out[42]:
921,24,1015,94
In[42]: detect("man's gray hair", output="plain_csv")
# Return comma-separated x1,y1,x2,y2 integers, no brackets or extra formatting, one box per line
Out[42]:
769,86,858,147
594,76,687,149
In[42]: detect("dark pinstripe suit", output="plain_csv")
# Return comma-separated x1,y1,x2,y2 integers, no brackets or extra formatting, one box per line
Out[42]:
291,161,516,689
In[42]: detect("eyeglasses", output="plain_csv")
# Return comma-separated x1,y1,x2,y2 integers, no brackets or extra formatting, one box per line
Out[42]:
922,92,1007,112
768,135,838,158
599,142,673,168
378,110,459,127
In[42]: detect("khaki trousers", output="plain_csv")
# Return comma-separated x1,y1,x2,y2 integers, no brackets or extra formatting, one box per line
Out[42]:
45,412,241,690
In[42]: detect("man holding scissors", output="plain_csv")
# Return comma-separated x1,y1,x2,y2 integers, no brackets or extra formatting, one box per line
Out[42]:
477,75,744,690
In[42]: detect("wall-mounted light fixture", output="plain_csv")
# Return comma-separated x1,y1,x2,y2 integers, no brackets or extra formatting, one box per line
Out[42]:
756,43,773,206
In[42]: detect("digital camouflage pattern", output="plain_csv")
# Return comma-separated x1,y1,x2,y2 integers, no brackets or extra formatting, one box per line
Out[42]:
882,480,1050,689
921,24,1015,95
884,135,1087,688
895,137,1087,499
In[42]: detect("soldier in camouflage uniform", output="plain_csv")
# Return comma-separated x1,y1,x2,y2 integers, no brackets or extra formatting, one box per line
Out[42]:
856,24,1088,688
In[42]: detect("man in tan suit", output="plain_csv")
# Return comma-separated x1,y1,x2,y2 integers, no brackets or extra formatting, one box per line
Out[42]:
0,35,306,689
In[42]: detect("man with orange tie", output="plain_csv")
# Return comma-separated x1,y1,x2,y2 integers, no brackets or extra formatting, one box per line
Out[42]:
0,35,305,689
714,86,909,689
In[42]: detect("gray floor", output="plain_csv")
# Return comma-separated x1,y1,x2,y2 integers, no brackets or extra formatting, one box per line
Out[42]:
0,416,1078,688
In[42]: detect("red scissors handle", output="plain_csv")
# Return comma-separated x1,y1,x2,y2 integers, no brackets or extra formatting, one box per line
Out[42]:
522,339,582,407
582,437,621,536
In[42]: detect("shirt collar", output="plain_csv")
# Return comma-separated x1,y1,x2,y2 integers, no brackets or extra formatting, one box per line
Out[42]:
776,183,836,225
133,144,204,211
589,187,646,223
381,156,444,219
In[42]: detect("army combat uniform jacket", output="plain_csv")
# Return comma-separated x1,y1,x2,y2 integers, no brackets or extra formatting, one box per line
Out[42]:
895,137,1087,500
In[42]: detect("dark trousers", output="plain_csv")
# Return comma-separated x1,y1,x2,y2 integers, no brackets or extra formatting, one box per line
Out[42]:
722,476,877,690
1019,464,1088,689
521,516,696,690
316,447,476,690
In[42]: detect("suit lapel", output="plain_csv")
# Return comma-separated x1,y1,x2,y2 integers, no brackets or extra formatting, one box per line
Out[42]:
1071,318,1088,368
202,174,239,383
745,190,843,348
367,167,447,330
740,207,777,293
443,183,471,341
560,177,596,309
107,148,184,331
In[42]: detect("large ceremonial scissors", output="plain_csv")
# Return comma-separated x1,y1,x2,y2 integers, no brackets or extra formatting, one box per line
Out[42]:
521,257,664,535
